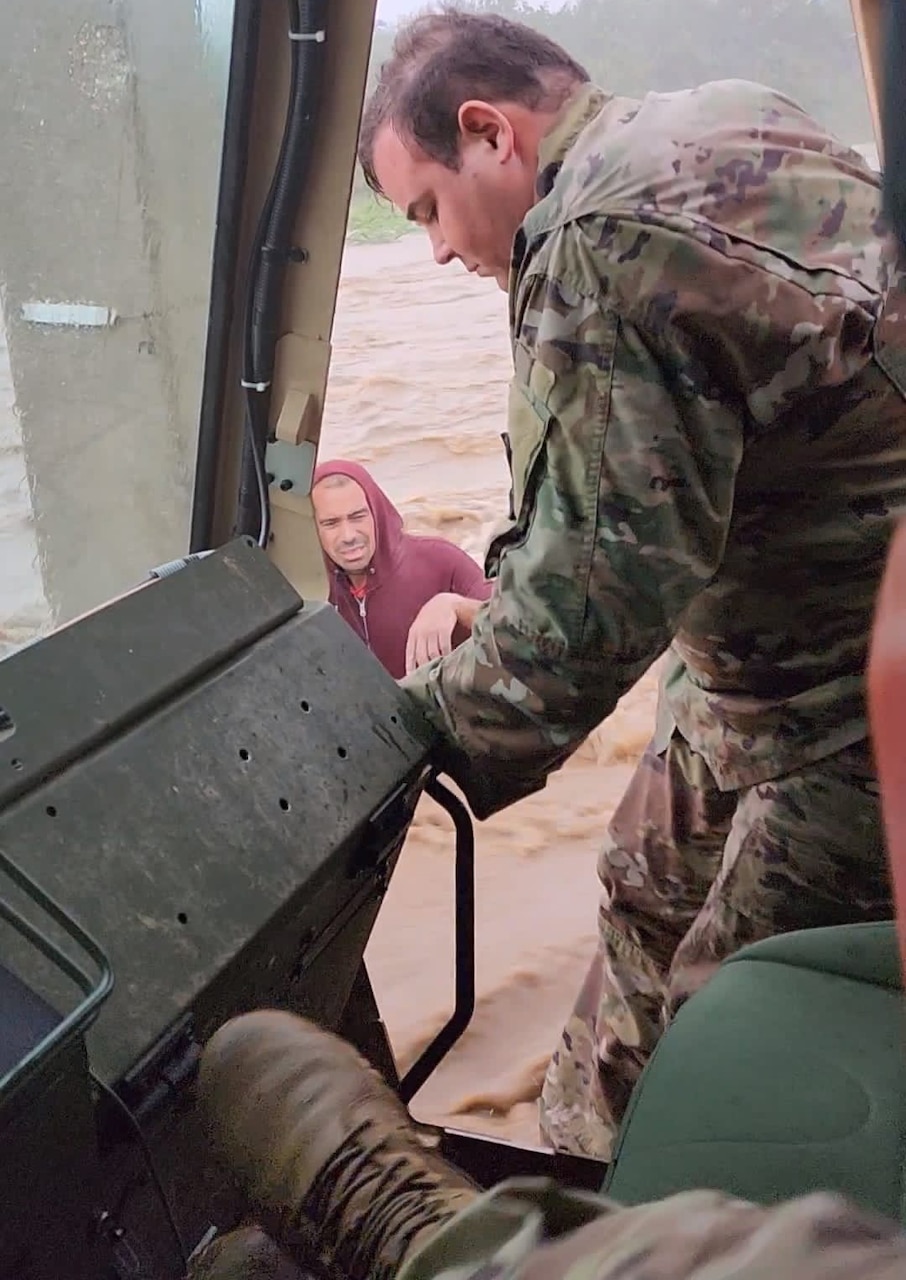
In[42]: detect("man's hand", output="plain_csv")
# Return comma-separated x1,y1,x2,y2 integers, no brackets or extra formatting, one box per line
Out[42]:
406,593,479,674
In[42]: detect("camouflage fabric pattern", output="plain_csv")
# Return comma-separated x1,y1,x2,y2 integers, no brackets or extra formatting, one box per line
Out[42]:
538,729,890,1158
401,79,906,820
397,1179,906,1280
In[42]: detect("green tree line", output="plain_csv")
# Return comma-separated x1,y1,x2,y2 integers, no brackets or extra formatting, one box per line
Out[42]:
367,0,871,146
348,0,871,238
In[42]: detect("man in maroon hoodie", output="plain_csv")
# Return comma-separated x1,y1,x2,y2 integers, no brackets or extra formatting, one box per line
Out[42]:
311,459,492,680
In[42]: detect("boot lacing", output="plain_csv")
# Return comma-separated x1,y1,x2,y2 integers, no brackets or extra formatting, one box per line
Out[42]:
300,1122,460,1280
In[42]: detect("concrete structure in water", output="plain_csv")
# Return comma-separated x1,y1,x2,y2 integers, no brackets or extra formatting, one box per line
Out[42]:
0,0,231,631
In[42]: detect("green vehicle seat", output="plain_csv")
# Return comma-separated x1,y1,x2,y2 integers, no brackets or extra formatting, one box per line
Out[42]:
603,921,906,1224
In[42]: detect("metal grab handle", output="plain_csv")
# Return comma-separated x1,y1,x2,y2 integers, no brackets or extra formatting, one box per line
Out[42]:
398,775,475,1104
0,846,113,1098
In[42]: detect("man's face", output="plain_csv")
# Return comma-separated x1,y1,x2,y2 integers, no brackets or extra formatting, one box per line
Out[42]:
371,103,538,291
312,477,376,575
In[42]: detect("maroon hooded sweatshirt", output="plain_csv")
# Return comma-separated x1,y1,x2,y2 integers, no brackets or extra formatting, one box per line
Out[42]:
313,459,493,679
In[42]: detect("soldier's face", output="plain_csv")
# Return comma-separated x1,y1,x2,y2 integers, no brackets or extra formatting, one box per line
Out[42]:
371,107,537,291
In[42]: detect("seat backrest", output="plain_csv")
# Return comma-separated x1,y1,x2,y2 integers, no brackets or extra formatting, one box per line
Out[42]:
849,0,906,971
869,520,906,978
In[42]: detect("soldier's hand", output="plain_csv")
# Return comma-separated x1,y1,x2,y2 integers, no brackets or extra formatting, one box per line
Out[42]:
405,593,461,674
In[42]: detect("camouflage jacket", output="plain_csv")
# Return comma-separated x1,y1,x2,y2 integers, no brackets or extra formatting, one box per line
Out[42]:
402,80,906,819
398,1179,906,1280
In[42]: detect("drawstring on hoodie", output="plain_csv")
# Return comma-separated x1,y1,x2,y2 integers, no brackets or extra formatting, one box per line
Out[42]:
356,591,371,648
348,575,373,651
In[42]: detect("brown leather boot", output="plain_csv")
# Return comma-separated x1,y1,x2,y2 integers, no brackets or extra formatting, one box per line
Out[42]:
197,1010,478,1280
185,1223,303,1278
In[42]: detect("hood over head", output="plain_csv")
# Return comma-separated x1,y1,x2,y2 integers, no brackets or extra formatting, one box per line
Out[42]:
312,458,405,581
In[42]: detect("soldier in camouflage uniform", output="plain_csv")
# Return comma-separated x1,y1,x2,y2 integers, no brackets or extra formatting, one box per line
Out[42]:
186,12,906,1276
353,7,906,1158
189,514,906,1280
185,1009,906,1280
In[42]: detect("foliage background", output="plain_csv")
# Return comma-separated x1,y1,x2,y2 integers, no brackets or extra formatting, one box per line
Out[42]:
347,0,873,241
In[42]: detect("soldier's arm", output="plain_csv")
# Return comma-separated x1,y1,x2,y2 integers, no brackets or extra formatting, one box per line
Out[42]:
400,225,750,818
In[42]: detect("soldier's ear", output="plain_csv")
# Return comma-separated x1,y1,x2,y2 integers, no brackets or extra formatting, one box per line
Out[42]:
456,101,515,162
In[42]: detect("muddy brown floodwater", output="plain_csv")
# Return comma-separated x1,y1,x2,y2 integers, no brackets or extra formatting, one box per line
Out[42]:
321,232,660,1149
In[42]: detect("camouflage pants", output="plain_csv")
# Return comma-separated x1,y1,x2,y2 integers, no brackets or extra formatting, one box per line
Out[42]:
398,1179,906,1280
538,731,891,1159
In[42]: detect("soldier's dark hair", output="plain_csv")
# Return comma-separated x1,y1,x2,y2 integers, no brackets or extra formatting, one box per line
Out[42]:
358,6,590,196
